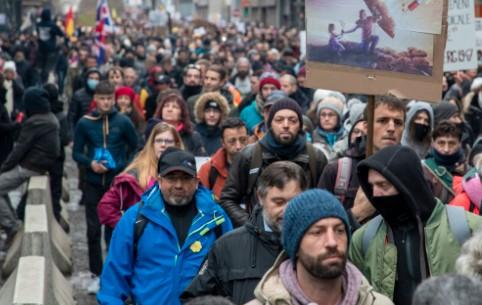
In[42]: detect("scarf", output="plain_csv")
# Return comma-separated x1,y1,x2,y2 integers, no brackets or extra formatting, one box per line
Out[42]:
254,93,266,114
259,131,306,160
279,260,362,305
431,147,464,172
3,80,13,116
316,127,345,148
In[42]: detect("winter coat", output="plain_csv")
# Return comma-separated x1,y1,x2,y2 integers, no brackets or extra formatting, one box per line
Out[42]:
449,170,482,215
220,141,327,227
187,88,234,122
198,147,230,200
194,91,230,123
246,253,393,305
3,78,25,119
181,129,207,156
181,207,282,305
97,172,145,229
349,200,482,301
68,68,101,128
289,89,310,113
97,185,233,305
36,8,64,53
195,124,222,156
401,102,434,159
1,112,60,173
351,146,482,301
72,110,139,187
240,100,263,133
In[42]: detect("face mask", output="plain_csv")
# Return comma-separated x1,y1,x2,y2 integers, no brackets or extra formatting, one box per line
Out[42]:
87,79,99,91
413,123,430,141
350,135,367,155
370,194,413,226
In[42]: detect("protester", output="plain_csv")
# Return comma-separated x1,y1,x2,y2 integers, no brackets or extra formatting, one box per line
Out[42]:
68,67,102,129
240,74,281,132
73,81,139,293
0,72,19,166
36,8,64,81
350,145,482,305
221,98,327,227
246,189,393,305
2,61,24,120
180,64,203,101
279,74,310,112
194,92,230,155
145,73,172,120
183,161,307,304
154,92,206,156
97,147,233,305
44,83,71,225
423,121,470,203
0,87,60,244
115,86,145,133
251,90,288,142
400,101,434,159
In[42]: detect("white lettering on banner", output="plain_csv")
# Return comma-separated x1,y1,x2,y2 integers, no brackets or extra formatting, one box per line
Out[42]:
444,0,478,71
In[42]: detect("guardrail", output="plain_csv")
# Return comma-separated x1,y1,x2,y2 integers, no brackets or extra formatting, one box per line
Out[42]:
0,176,74,305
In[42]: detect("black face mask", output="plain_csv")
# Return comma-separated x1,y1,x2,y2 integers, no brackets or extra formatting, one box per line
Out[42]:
350,135,367,155
413,123,430,141
370,194,413,226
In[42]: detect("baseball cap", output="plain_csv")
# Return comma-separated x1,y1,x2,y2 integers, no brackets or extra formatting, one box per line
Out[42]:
155,74,171,85
157,147,197,177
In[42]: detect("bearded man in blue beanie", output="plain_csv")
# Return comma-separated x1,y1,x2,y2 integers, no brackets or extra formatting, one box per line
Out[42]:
247,189,393,305
0,87,60,246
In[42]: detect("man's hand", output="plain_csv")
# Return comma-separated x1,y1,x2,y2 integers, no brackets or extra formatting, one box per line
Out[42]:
91,160,108,174
351,187,376,224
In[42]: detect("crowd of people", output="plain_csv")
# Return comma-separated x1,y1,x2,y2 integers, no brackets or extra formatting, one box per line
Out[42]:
1,6,482,305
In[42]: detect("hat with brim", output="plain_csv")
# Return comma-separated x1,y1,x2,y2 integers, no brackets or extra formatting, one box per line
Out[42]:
158,147,197,177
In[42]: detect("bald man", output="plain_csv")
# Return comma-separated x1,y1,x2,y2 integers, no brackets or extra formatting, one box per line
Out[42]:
280,74,310,112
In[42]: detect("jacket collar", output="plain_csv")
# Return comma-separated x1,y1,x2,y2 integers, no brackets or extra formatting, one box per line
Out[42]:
210,148,229,177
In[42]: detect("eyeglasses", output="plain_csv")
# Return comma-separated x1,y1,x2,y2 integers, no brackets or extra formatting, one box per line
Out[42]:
155,138,175,145
320,112,337,118
225,136,248,146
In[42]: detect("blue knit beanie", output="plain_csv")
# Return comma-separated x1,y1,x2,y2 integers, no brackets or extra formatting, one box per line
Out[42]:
282,189,351,261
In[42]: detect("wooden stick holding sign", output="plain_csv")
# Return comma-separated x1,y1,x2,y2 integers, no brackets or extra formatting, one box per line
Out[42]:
365,95,375,157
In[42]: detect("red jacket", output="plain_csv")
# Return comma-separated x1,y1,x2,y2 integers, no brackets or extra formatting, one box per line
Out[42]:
198,148,229,200
97,173,145,228
450,175,481,215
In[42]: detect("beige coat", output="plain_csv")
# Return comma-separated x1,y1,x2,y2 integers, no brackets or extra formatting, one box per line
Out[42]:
245,253,393,305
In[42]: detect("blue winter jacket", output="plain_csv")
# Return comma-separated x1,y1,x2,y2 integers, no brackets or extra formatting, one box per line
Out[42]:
240,101,263,133
73,109,139,187
97,184,233,305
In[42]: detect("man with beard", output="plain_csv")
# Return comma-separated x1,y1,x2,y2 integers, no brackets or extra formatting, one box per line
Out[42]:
221,98,327,227
231,57,252,98
350,145,482,305
97,148,233,305
180,64,203,101
182,161,306,304
246,189,393,305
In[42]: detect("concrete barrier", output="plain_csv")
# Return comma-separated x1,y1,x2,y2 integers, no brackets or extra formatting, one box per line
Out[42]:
0,255,75,305
2,176,72,277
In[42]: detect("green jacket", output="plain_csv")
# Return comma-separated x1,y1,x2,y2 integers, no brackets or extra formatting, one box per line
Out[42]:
348,200,482,300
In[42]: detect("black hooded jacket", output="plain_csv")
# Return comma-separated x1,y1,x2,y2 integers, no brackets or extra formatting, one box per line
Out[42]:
180,207,281,305
36,9,64,53
357,146,437,305
68,68,101,129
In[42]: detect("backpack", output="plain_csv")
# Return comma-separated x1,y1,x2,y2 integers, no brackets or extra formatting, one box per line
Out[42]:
334,157,352,203
361,206,471,256
132,201,223,259
246,143,319,198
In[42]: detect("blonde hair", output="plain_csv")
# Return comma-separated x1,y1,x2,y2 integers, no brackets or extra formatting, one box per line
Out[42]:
123,122,184,188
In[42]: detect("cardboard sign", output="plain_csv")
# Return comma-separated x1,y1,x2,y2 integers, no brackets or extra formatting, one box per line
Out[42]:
474,18,482,50
305,0,448,103
444,0,477,71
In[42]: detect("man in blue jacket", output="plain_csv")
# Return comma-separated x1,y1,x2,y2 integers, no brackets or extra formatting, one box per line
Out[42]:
97,147,233,305
73,80,138,293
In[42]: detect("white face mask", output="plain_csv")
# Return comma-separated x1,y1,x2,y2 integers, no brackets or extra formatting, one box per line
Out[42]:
478,91,482,109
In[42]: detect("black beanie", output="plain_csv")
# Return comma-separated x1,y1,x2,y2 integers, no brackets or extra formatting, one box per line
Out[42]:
267,97,303,129
24,87,51,117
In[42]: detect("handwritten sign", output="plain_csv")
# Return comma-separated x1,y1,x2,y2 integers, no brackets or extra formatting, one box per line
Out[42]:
444,0,477,71
475,18,482,50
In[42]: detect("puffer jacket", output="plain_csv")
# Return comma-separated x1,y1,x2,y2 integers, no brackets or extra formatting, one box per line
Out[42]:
181,207,282,305
246,253,393,305
97,185,233,305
